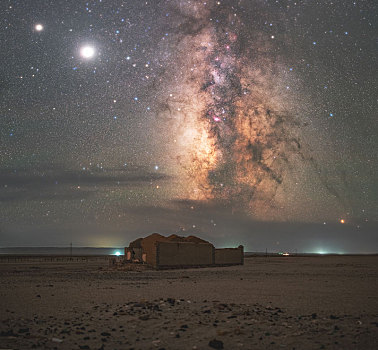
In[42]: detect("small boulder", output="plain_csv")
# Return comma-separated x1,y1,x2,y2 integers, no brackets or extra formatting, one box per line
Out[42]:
208,339,224,349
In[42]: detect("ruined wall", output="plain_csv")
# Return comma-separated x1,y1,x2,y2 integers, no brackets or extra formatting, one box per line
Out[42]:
156,242,214,269
141,233,167,266
124,247,143,262
214,246,244,266
141,240,157,266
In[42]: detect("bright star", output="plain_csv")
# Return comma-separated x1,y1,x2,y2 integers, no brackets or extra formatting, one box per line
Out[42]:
35,24,44,31
80,46,95,59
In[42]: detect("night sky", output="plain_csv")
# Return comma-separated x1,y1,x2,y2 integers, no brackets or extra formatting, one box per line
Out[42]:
1,0,377,253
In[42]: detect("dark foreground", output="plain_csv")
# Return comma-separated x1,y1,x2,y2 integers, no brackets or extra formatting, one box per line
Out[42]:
0,256,377,349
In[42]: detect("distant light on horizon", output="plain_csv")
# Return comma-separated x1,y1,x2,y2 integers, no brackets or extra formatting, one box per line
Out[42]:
312,248,345,255
114,251,121,256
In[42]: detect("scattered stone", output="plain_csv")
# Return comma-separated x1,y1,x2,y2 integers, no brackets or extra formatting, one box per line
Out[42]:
0,329,17,337
52,337,63,343
133,303,145,308
152,339,161,347
208,339,224,349
167,298,175,306
101,332,111,336
18,328,30,333
216,329,230,336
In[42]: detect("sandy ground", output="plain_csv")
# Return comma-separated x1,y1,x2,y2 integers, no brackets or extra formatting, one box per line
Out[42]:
0,255,377,350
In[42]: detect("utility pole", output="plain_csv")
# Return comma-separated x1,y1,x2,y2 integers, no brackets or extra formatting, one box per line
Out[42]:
70,242,72,258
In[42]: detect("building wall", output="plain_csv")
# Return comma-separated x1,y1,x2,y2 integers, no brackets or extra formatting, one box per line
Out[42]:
124,247,143,262
141,233,166,266
214,246,244,266
156,242,214,269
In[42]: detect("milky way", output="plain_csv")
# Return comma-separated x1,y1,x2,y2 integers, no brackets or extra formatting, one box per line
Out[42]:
157,1,319,219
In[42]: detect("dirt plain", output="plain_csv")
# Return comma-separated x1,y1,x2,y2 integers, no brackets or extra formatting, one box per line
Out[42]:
0,255,377,350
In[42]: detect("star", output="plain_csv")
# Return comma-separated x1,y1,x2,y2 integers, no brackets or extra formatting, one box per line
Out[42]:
80,46,95,59
35,24,44,31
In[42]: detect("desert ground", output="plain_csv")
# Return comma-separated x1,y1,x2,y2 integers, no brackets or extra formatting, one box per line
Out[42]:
0,255,377,350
